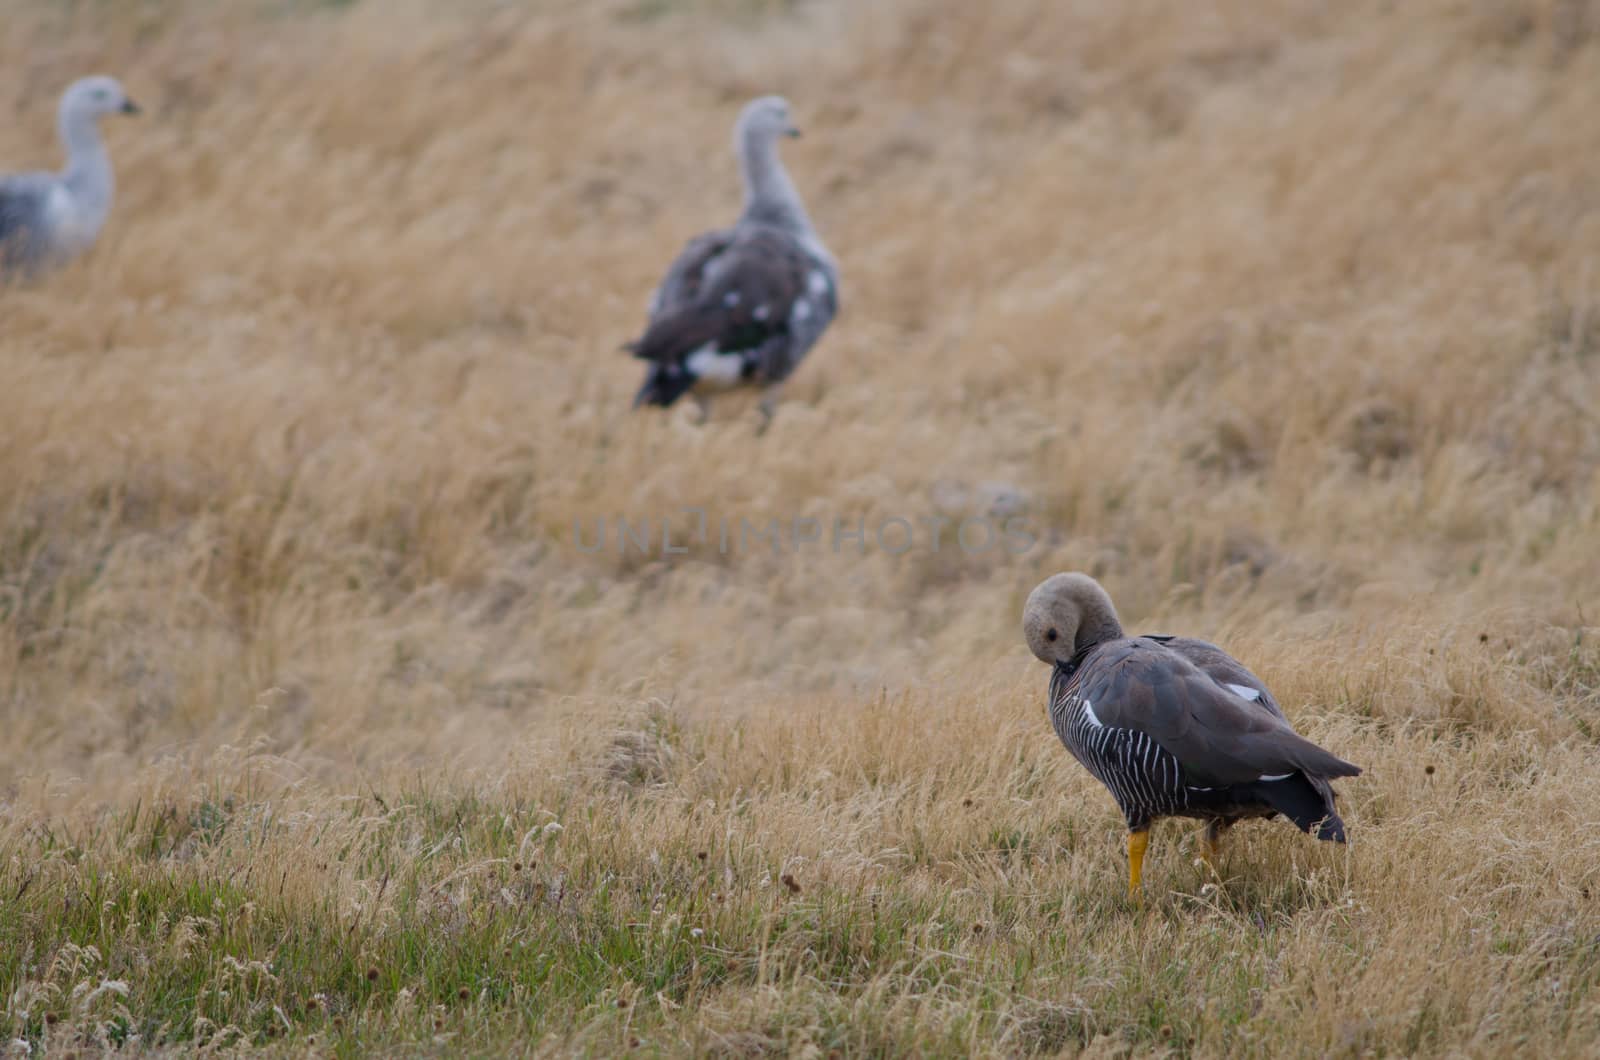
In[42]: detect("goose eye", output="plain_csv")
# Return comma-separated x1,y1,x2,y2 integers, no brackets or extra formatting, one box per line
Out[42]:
1045,629,1058,643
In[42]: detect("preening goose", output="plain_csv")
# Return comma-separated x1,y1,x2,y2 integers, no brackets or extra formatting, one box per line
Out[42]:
1023,573,1361,894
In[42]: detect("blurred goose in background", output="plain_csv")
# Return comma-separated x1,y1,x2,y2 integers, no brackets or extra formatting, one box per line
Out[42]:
628,95,838,426
0,76,140,278
1023,573,1361,894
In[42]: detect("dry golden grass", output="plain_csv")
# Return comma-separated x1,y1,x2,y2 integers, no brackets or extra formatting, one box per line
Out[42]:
2,0,1600,1054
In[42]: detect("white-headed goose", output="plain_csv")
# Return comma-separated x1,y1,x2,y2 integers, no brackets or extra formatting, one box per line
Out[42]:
0,77,140,278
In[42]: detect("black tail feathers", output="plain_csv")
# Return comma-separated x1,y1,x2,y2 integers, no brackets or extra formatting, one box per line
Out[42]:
633,363,697,409
1252,774,1347,843
1313,812,1347,843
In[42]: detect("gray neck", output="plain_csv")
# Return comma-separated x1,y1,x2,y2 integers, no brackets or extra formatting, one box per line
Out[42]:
737,129,812,235
58,106,114,226
1075,596,1124,652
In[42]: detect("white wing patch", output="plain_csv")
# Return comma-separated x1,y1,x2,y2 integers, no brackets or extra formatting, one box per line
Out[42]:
1257,773,1291,782
1226,682,1263,702
806,269,830,297
792,300,813,322
686,347,744,387
1080,698,1104,728
723,291,742,308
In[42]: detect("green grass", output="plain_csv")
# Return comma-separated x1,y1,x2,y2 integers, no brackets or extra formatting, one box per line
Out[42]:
0,746,1580,1057
6,0,1600,1053
0,785,1283,1054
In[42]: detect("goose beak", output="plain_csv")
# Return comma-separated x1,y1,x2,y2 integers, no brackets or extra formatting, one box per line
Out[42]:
121,99,141,115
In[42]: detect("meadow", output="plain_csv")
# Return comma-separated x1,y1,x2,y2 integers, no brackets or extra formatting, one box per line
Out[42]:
2,0,1599,1054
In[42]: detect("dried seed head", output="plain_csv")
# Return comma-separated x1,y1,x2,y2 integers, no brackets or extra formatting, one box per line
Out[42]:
44,1012,59,1025
458,987,471,1001
616,997,629,1009
962,798,973,808
1425,765,1436,775
972,923,984,934
1479,633,1489,643
514,862,523,872
781,873,801,894
366,968,379,982
697,851,708,861
434,1018,444,1031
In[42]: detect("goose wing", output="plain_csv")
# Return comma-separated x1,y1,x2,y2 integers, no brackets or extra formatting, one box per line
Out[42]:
629,223,831,381
1075,639,1360,787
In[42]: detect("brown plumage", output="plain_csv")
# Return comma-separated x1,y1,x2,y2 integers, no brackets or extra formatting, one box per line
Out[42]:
1023,572,1361,893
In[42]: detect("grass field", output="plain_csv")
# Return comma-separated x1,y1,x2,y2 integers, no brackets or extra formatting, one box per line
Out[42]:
3,0,1600,1054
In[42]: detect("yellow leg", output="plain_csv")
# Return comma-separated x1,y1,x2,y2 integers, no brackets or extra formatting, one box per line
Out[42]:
1127,829,1150,895
1199,820,1229,876
1199,823,1220,873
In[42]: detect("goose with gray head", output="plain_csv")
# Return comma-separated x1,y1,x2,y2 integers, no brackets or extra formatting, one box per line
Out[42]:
0,76,140,278
628,96,838,426
1022,572,1361,894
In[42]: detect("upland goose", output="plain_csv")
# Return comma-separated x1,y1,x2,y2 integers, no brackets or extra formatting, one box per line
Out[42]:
0,77,140,277
628,96,838,423
1022,573,1361,893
